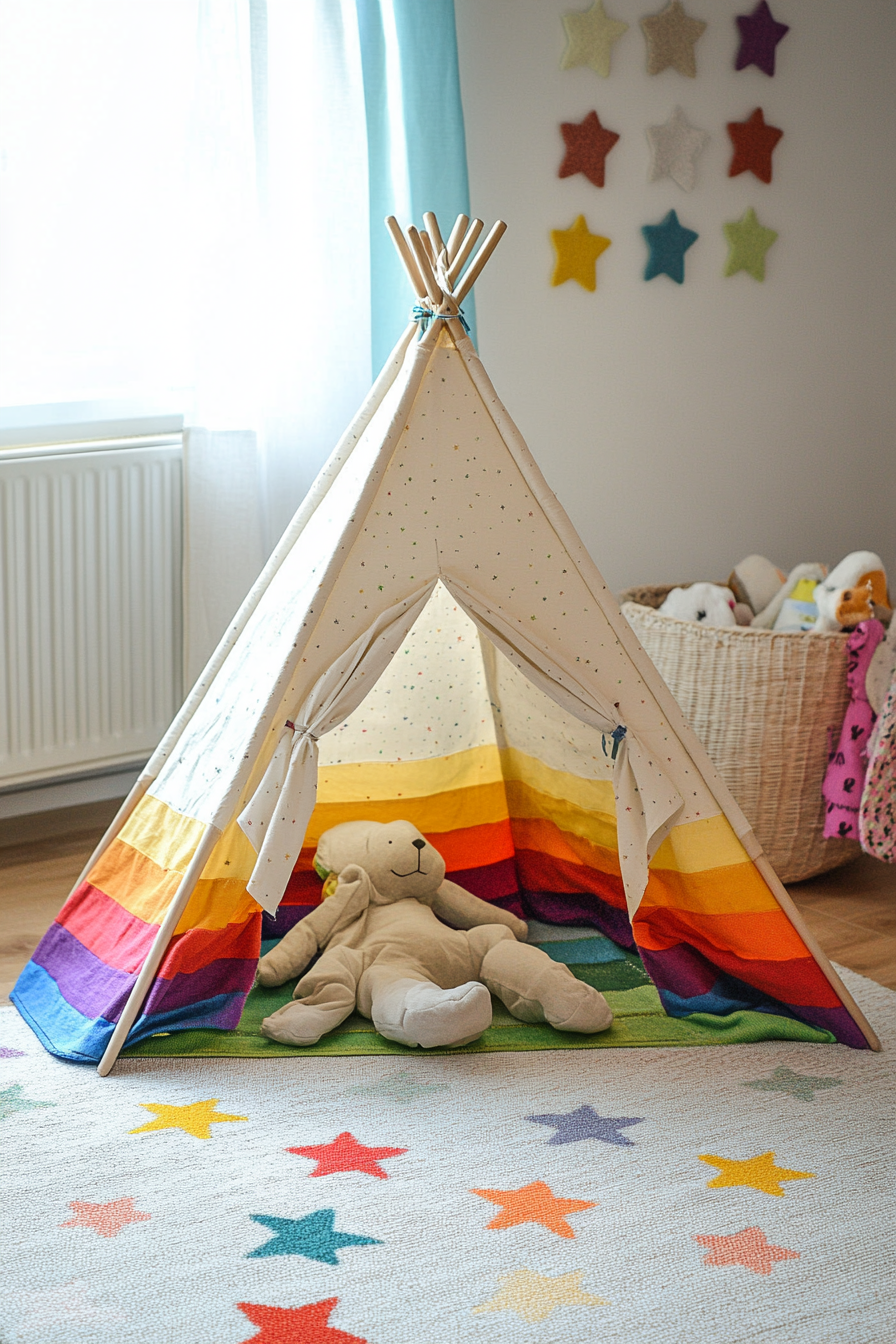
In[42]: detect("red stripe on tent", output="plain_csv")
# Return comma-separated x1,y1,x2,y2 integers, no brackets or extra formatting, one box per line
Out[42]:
159,914,261,979
422,819,515,871
54,882,157,973
514,847,627,908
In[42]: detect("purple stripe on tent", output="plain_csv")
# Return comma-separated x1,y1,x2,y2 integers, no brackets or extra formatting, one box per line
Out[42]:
520,889,636,950
140,957,257,1017
262,904,316,940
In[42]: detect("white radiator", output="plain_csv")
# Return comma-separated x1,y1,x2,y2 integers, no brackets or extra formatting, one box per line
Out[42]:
0,436,183,789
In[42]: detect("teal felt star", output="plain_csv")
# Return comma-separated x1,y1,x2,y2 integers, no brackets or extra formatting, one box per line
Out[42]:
527,1105,644,1146
723,206,777,280
343,1069,448,1106
642,209,698,284
743,1066,843,1102
0,1084,55,1120
247,1209,381,1264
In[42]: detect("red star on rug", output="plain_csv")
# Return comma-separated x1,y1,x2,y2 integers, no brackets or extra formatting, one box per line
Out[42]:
727,107,783,183
286,1131,407,1179
236,1298,367,1344
471,1179,596,1238
559,111,620,188
60,1197,151,1239
695,1226,800,1275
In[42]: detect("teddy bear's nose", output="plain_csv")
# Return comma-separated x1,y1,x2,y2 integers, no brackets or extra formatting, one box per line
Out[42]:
412,839,426,850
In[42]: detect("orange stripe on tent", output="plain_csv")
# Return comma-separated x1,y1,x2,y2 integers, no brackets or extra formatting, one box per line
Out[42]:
641,863,782,916
87,841,259,933
511,817,622,877
634,903,815,965
421,819,515,870
305,779,509,841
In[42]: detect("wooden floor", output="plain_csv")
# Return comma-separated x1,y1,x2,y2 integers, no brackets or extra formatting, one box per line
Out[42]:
1,824,895,1004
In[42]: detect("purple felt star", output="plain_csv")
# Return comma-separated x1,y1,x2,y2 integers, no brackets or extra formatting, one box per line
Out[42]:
735,1,789,76
527,1105,644,1146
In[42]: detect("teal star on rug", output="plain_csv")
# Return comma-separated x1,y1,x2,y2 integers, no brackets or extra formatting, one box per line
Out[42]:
743,1066,843,1102
0,1084,55,1120
642,209,698,284
527,1104,644,1146
343,1069,448,1105
247,1209,381,1264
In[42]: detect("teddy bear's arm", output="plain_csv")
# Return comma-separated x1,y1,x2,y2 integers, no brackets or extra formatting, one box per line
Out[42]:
255,914,321,987
431,879,528,941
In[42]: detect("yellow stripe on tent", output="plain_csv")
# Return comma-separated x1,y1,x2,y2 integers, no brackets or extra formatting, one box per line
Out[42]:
306,779,510,843
500,747,616,813
316,744,504,802
120,794,207,875
650,814,751,875
86,840,259,931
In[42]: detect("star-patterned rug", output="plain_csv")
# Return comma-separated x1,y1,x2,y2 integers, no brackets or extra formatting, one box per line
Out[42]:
1,964,893,1343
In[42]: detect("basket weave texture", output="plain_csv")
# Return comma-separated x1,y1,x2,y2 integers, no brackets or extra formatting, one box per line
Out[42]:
622,599,860,883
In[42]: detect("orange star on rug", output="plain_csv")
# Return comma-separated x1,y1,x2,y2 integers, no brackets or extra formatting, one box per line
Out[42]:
699,1150,815,1197
60,1197,151,1239
286,1131,407,1179
236,1297,367,1344
695,1226,800,1275
727,107,783,183
559,111,620,188
471,1179,596,1238
129,1098,247,1140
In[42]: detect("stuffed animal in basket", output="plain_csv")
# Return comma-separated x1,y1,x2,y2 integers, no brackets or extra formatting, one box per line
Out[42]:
256,819,613,1049
813,551,890,633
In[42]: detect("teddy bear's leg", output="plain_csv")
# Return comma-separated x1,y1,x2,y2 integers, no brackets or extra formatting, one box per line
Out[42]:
471,928,613,1034
260,946,363,1046
358,962,493,1049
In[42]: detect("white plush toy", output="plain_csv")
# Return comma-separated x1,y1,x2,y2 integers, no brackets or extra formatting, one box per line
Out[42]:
256,819,613,1049
813,551,889,633
658,582,737,627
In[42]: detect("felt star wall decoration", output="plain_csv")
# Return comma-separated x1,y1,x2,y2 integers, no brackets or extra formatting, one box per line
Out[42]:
699,1150,815,1197
560,1,629,78
0,1083,55,1119
473,1269,609,1324
559,112,620,188
129,1098,247,1140
551,215,611,291
642,210,698,283
247,1209,381,1264
727,107,783,183
695,1226,800,1275
646,106,709,190
527,1104,644,1146
235,1298,367,1344
471,1179,596,1238
640,1,707,79
60,1197,151,1239
735,1,789,77
722,206,777,280
286,1131,407,1179
742,1066,843,1102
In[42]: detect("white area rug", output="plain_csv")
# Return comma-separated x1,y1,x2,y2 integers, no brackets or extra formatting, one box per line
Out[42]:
2,966,894,1344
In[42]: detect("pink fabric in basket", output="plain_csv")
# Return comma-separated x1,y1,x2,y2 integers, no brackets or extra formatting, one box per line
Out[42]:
822,620,884,841
860,669,896,862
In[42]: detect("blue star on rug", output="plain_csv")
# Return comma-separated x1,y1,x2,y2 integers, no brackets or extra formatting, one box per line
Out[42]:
742,1066,843,1102
527,1104,644,1146
247,1209,381,1264
642,209,698,284
0,1084,55,1120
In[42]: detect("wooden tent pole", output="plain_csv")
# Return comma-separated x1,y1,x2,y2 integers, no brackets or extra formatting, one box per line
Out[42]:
445,213,469,264
406,226,442,304
447,219,483,286
384,216,427,297
419,229,438,270
422,211,445,259
455,221,507,305
96,823,222,1076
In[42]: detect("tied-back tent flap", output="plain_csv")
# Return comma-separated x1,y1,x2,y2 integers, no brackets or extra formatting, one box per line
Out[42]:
12,214,878,1072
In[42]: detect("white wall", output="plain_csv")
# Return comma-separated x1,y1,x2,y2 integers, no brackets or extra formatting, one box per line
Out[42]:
455,0,895,595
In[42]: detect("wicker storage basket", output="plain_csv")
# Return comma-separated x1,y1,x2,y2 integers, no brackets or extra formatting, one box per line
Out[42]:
621,597,860,883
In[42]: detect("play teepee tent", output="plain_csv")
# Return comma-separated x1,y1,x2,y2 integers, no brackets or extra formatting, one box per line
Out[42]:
13,214,878,1073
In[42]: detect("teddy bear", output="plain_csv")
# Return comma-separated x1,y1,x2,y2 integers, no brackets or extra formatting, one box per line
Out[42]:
256,819,613,1049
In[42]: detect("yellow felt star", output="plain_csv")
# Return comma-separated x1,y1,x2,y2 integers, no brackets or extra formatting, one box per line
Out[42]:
474,1269,609,1324
699,1150,815,1197
551,216,611,292
640,0,707,78
129,1098,248,1140
723,207,778,281
560,1,629,78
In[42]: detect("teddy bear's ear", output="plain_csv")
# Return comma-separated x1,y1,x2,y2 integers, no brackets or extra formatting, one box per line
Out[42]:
314,820,380,880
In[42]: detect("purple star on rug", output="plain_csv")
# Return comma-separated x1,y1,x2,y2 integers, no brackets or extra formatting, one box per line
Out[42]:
526,1105,644,1146
735,1,789,76
0,1047,26,1058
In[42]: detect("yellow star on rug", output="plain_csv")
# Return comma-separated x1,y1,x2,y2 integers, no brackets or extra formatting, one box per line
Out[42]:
560,1,629,77
473,1269,609,1324
551,215,611,292
699,1150,815,1197
640,0,707,78
129,1098,248,1140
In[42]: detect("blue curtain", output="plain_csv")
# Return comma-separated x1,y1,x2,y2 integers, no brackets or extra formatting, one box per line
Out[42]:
357,0,475,371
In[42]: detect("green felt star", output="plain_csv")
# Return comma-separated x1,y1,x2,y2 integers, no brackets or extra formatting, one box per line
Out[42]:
723,206,777,280
0,1084,55,1120
343,1069,448,1106
743,1066,843,1102
561,1,629,78
247,1209,381,1265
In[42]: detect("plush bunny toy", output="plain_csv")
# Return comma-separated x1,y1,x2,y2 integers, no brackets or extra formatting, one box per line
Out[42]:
256,819,613,1049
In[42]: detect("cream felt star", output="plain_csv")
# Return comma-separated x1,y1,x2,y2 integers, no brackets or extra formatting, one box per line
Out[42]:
646,106,709,190
129,1098,248,1139
551,215,611,291
474,1269,609,1323
560,1,629,78
722,206,778,280
61,1197,151,1238
641,1,707,78
699,1150,815,1196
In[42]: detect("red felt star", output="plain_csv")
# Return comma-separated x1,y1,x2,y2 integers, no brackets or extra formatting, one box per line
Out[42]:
286,1131,407,1179
236,1298,367,1344
559,111,620,189
727,107,783,184
695,1226,800,1275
